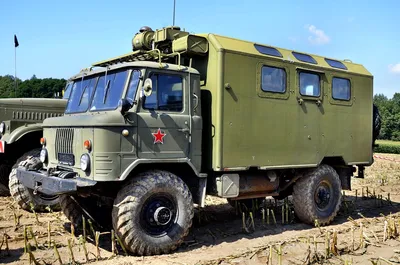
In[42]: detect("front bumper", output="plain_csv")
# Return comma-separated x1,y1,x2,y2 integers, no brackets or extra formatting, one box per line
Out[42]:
16,168,97,196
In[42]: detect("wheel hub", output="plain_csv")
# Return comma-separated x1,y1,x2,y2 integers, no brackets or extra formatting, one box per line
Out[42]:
315,182,332,210
154,206,172,225
141,194,177,236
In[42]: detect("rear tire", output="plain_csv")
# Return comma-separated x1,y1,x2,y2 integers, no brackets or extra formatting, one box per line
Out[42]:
292,165,342,226
112,170,194,255
8,149,60,212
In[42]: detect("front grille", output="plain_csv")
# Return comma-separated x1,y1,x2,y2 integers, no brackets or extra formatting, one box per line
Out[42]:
55,128,74,159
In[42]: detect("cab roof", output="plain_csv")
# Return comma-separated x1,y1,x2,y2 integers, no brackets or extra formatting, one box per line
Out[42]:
70,61,200,81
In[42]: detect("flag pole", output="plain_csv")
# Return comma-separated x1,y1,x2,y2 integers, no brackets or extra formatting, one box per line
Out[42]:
172,0,176,26
14,34,19,97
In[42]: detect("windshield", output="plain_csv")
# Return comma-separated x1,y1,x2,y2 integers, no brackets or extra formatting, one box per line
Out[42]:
90,69,128,111
65,77,97,113
65,68,139,114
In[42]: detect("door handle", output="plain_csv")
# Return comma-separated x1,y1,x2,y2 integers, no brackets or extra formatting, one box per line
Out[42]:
178,128,190,133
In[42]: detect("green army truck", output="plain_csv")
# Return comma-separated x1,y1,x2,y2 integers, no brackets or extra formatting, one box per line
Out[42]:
16,26,380,255
0,88,70,211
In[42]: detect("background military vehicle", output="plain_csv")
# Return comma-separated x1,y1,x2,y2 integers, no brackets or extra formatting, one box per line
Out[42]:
0,85,70,211
16,25,379,255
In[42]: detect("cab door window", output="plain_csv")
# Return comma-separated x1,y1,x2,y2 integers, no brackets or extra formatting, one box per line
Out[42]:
143,74,183,112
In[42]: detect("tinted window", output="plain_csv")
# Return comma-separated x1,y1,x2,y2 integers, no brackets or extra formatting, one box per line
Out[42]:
254,44,282,57
144,74,183,112
332,77,351,100
299,72,320,97
261,66,286,93
65,77,97,113
90,70,128,111
292,52,317,64
126,70,141,101
325,58,348,70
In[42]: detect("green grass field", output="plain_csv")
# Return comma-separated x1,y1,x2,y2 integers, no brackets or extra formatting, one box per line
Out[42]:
375,140,400,154
376,140,400,146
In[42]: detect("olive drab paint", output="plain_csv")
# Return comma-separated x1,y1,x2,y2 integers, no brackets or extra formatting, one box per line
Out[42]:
14,26,376,254
37,26,373,183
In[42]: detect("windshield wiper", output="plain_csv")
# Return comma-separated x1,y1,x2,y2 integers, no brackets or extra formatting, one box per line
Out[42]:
103,79,111,104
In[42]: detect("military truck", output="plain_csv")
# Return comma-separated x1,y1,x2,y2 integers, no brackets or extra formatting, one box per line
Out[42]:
0,85,70,211
15,25,379,255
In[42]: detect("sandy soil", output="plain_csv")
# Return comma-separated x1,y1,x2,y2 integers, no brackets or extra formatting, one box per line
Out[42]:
1,153,400,265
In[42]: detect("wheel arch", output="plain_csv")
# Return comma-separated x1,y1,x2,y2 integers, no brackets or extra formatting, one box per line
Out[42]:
3,129,43,164
119,159,205,205
319,157,354,191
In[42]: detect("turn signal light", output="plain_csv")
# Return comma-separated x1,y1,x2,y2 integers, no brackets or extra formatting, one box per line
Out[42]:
40,137,46,145
84,140,91,150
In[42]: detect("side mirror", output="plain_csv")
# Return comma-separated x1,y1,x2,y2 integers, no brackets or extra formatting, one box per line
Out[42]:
118,98,133,116
142,78,153,97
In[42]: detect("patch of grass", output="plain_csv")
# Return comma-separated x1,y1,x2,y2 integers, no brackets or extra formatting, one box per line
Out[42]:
374,140,400,154
376,140,400,146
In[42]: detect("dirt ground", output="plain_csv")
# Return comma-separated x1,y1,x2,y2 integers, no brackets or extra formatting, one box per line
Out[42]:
1,153,400,265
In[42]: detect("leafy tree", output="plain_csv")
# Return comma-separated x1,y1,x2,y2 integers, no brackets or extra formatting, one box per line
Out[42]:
0,75,66,99
374,93,400,141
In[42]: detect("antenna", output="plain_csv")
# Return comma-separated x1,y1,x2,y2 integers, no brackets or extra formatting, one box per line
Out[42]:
172,0,176,26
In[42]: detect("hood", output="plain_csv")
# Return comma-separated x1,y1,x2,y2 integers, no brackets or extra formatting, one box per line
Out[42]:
43,111,126,127
0,98,67,109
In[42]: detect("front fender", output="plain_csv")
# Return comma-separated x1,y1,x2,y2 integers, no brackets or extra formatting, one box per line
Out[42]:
1,123,43,144
119,158,200,181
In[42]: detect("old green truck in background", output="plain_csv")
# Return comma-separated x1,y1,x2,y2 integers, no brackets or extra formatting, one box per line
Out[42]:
15,26,380,255
0,86,70,211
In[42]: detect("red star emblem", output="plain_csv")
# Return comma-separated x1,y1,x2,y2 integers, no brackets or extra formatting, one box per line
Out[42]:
152,128,166,144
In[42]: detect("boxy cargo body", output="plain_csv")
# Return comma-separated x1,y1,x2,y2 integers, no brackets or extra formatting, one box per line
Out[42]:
15,26,376,256
197,34,373,171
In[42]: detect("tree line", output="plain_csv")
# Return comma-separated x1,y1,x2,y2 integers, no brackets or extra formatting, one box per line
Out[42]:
0,75,66,99
374,93,400,141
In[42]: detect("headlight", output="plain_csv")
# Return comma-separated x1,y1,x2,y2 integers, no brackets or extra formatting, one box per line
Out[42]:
40,148,48,163
80,154,90,171
0,122,5,134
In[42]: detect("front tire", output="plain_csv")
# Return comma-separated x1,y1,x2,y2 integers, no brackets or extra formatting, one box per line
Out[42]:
60,195,112,231
112,170,194,256
292,165,342,225
9,149,60,212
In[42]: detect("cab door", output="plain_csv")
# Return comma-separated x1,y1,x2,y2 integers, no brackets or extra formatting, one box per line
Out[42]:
136,71,190,159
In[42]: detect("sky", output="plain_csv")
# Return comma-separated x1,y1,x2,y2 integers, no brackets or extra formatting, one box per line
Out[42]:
0,0,399,98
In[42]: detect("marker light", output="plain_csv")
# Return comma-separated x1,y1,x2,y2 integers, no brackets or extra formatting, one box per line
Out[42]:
40,137,46,145
84,140,91,150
